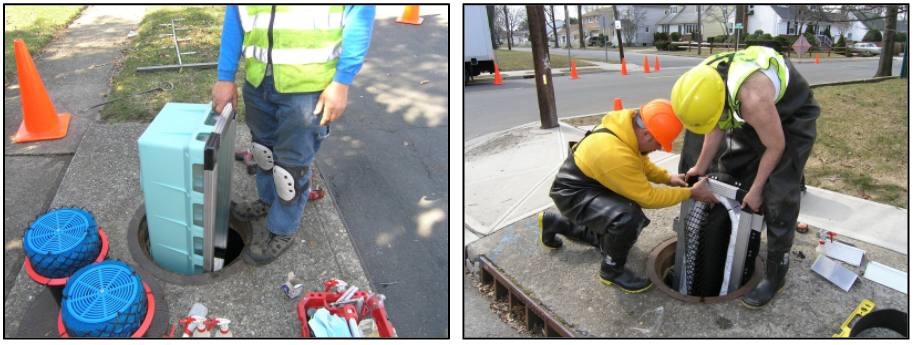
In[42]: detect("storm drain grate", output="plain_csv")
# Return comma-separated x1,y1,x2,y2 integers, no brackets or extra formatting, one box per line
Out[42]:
477,256,575,337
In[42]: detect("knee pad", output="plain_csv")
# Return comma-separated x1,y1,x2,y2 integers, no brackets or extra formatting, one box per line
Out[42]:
251,142,275,171
273,164,311,206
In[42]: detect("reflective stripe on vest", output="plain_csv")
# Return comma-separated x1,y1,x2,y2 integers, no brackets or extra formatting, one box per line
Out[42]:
701,46,790,130
239,6,344,93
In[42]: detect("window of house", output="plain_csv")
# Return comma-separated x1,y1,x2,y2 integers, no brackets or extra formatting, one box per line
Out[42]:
670,6,678,14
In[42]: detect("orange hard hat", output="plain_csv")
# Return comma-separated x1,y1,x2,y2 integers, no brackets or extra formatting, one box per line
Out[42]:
639,99,683,153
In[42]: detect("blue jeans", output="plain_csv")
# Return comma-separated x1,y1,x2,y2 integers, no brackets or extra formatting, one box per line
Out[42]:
243,75,330,236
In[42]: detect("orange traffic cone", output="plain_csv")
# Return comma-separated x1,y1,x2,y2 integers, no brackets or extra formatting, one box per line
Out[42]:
570,60,579,79
493,63,504,85
621,58,629,75
13,39,70,143
654,56,660,71
396,6,423,25
643,56,651,73
614,98,623,111
815,54,820,64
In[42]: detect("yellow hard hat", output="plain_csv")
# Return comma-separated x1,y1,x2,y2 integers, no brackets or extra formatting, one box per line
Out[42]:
671,65,725,134
638,99,682,153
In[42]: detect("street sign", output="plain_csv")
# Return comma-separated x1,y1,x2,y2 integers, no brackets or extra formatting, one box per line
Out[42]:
735,23,743,29
597,16,609,28
791,35,811,57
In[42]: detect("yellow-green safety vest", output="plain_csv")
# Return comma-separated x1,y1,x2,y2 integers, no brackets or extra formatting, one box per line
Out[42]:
702,46,790,130
239,5,345,93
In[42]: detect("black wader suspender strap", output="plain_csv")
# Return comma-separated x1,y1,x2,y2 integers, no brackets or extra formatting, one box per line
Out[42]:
711,54,801,172
569,127,619,153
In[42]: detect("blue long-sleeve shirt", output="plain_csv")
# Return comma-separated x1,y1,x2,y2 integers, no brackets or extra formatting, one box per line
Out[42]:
217,5,375,86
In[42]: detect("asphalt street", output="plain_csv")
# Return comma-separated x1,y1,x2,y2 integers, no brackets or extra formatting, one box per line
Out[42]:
314,6,449,338
464,54,903,140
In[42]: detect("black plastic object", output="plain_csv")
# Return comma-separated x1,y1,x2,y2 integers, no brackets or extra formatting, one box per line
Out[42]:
850,309,908,337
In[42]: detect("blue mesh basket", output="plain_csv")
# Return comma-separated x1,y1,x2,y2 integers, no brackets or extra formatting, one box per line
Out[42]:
61,261,148,337
24,208,101,279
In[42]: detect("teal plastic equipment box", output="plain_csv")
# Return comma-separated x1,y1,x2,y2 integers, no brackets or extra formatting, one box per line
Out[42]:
137,103,236,274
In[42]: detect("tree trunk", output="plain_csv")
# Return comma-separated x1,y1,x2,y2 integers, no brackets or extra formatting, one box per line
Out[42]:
698,5,703,55
876,5,898,77
527,5,558,129
504,6,513,50
486,6,499,50
550,5,559,48
577,6,586,49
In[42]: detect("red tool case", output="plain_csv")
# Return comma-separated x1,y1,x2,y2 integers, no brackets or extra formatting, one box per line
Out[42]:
296,291,395,337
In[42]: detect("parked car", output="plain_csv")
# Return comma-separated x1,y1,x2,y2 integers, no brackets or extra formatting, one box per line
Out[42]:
848,43,881,57
587,36,602,46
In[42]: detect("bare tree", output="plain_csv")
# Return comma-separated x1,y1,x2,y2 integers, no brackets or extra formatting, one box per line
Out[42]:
547,6,560,48
707,5,737,40
495,6,526,50
577,6,586,49
876,5,898,76
620,5,648,46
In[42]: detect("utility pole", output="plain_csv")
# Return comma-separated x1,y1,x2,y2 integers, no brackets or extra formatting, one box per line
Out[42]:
697,5,703,55
613,5,624,61
526,5,558,129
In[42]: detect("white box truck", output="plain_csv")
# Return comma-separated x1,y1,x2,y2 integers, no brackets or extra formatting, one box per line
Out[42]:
464,5,496,85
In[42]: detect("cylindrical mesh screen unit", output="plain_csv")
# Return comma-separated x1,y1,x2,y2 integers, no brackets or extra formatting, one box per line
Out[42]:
61,261,148,337
23,208,102,279
682,202,733,297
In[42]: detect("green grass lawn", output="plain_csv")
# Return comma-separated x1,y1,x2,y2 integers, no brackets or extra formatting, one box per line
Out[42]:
101,5,239,122
4,5,86,85
561,78,908,208
493,49,595,71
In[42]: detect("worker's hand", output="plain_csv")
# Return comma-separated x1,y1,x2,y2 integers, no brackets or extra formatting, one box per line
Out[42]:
212,80,238,114
741,185,763,213
689,177,719,204
685,166,704,180
315,81,350,126
668,174,688,187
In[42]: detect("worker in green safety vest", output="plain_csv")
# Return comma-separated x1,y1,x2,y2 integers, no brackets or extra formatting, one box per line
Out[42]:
671,46,820,309
212,5,375,266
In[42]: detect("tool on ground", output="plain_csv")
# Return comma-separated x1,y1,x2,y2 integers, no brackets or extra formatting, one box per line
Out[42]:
182,303,208,337
833,300,875,337
863,261,907,294
811,254,858,292
235,148,258,175
796,222,808,233
138,18,217,72
81,81,173,112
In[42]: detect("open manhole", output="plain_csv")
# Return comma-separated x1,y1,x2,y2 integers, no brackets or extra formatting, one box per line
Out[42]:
647,237,762,304
127,202,250,285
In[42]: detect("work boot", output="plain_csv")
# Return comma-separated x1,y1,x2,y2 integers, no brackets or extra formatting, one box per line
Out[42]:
538,212,600,250
742,250,790,309
242,221,294,266
598,233,651,293
233,199,270,222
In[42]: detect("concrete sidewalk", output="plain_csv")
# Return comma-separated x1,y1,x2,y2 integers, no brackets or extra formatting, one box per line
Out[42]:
463,118,908,337
4,6,373,338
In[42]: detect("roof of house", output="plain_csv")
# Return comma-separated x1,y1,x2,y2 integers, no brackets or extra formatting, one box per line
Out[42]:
657,6,699,25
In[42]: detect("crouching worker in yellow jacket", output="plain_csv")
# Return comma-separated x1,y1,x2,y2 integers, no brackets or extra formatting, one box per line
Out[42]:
541,99,718,293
